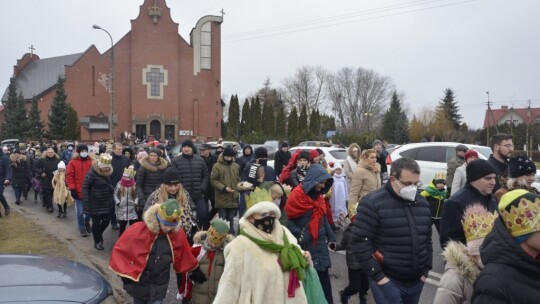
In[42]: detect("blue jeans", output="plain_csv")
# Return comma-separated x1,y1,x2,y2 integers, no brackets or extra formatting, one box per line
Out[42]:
13,185,22,202
369,278,424,304
75,199,91,232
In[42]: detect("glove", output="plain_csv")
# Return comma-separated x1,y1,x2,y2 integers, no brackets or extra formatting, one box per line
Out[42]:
188,267,207,284
70,189,78,200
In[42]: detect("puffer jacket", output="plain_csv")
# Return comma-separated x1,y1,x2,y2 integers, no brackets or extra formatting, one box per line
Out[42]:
236,145,254,176
66,152,94,199
210,153,240,208
10,154,30,187
473,218,540,303
82,161,114,215
36,154,60,190
171,153,209,201
111,154,131,186
434,241,480,304
136,155,168,203
351,182,433,283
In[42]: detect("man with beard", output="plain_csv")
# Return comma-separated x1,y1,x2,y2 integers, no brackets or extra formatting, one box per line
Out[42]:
487,133,513,193
172,139,210,230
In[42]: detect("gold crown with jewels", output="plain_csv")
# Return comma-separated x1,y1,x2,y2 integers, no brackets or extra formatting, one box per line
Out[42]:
462,204,498,243
499,189,540,238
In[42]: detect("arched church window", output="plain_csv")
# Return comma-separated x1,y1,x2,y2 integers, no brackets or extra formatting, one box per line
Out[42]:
201,22,211,69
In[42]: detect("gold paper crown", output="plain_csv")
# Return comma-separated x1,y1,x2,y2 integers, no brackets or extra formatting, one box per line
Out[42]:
123,167,136,178
499,190,540,238
157,199,183,225
462,204,498,243
207,219,230,245
434,171,446,180
246,187,272,210
98,153,112,166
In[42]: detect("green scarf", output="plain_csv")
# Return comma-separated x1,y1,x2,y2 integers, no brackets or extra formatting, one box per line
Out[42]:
422,184,447,200
240,228,307,280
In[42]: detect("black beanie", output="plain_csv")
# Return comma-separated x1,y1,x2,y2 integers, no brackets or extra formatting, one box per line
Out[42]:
162,167,181,185
466,159,497,182
280,142,290,148
507,156,536,178
76,144,88,153
181,139,194,149
255,147,268,159
223,146,235,157
298,150,310,161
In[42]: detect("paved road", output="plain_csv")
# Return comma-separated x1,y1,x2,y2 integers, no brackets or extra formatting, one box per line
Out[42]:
6,188,444,304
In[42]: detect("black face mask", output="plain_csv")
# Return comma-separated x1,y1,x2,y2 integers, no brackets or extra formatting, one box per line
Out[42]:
258,159,267,166
253,215,275,234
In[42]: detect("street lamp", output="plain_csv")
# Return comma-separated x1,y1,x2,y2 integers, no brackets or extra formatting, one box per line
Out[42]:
92,24,115,141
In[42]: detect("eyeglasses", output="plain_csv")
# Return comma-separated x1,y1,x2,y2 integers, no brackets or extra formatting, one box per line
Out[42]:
396,179,422,188
499,144,514,148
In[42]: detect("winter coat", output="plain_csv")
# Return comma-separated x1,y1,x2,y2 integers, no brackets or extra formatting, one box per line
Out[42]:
52,170,74,206
61,149,73,165
210,153,240,209
420,181,448,219
241,159,276,182
439,183,498,249
446,155,465,187
202,154,217,202
350,182,433,283
114,183,138,221
335,227,361,269
213,217,307,303
9,154,30,187
343,143,360,189
36,154,60,190
487,154,506,194
285,166,306,188
473,218,540,303
274,148,291,178
348,160,381,212
434,241,480,304
235,145,254,177
109,204,198,302
0,153,13,181
450,164,467,196
66,152,94,199
135,155,168,203
171,153,209,201
286,164,336,272
111,154,131,186
82,161,114,216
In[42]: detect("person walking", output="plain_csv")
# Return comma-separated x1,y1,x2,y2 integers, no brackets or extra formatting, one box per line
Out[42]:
9,148,30,206
0,148,13,217
494,154,539,201
343,143,361,189
347,148,381,217
351,157,433,304
83,153,114,250
135,148,168,220
110,143,131,230
52,161,74,218
487,133,514,193
450,149,479,196
66,144,94,237
210,146,240,234
274,142,291,179
36,147,61,213
420,172,448,235
114,167,139,235
446,144,468,196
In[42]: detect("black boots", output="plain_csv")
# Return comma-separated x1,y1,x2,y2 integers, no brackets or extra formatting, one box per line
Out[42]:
94,242,104,250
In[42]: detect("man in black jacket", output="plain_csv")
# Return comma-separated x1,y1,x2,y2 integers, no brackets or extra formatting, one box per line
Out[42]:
351,157,432,304
171,139,209,230
0,149,12,216
199,144,218,220
439,159,498,249
36,147,60,213
273,142,291,179
487,133,513,193
110,143,131,230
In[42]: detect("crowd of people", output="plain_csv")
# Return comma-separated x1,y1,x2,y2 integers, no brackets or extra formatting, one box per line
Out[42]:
0,134,538,304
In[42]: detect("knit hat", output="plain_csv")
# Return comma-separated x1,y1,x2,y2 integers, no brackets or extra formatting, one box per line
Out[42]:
298,150,310,161
464,149,479,162
309,149,319,162
136,150,148,161
207,219,230,245
372,139,382,147
181,139,195,149
148,148,161,156
57,161,66,170
162,167,181,185
507,155,536,178
76,144,88,153
455,144,469,152
280,142,290,148
466,159,496,182
98,154,112,169
498,189,540,241
200,143,212,150
223,146,235,157
255,146,268,159
462,203,497,256
123,166,136,178
156,199,183,227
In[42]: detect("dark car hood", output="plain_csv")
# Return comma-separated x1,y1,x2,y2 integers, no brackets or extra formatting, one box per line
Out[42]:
0,254,112,303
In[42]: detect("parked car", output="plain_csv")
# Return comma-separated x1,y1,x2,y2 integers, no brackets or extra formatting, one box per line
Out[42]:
297,141,333,147
0,254,113,303
386,142,494,189
1,138,19,149
268,146,347,170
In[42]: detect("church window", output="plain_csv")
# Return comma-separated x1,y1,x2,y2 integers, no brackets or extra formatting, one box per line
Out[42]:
142,65,168,99
201,22,211,69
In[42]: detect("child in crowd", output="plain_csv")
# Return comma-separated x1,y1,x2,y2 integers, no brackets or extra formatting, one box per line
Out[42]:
421,171,448,235
287,150,310,188
114,166,139,235
329,163,348,222
52,161,73,218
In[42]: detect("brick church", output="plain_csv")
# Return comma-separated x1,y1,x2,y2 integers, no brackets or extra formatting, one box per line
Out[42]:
1,0,223,141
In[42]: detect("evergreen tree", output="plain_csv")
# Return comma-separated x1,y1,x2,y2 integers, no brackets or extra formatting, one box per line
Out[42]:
275,106,286,140
287,107,299,141
1,78,25,139
298,104,308,132
261,101,275,138
381,92,403,142
436,88,462,130
250,96,262,133
240,98,251,137
394,112,410,143
309,109,320,139
13,92,27,139
23,96,44,140
221,119,227,138
48,76,69,139
227,94,240,138
64,104,81,140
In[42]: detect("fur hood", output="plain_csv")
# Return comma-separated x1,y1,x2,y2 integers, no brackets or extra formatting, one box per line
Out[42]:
139,155,168,172
442,241,481,283
143,203,181,234
10,154,27,162
91,160,113,177
359,159,381,173
193,230,235,246
347,143,361,158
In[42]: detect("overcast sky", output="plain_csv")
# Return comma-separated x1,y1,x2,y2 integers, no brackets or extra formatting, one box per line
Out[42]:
1,0,539,129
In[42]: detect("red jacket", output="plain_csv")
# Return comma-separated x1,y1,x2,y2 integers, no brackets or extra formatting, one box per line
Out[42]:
66,153,93,198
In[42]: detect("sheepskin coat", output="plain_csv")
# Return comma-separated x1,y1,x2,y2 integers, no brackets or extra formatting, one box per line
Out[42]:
434,241,481,304
348,160,381,213
52,170,74,206
342,143,360,189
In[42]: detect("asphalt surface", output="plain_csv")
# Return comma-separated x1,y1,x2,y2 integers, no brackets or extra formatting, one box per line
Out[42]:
5,187,444,304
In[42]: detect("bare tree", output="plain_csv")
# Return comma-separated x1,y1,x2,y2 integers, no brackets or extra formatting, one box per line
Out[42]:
282,66,328,111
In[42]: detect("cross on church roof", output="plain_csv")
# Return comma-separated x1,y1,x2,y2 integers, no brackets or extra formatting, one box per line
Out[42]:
221,9,225,19
29,45,35,58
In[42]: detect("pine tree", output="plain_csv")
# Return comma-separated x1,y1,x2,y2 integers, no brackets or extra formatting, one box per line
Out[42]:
309,109,320,139
64,104,81,140
381,92,403,142
1,78,25,139
298,104,308,132
48,76,69,139
227,95,240,138
287,107,299,141
436,88,462,130
240,99,251,137
250,97,262,133
275,106,286,140
394,112,410,143
261,101,275,138
23,96,44,140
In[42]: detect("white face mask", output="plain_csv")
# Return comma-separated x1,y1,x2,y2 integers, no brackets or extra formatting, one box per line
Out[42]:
399,184,417,201
80,152,88,158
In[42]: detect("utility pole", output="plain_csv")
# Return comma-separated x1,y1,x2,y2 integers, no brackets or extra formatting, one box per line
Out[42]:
486,91,490,145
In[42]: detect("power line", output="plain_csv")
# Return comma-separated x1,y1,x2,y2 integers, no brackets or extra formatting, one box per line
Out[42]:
222,0,476,44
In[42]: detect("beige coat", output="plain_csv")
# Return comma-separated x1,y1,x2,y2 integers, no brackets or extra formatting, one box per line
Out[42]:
434,241,481,304
342,143,361,189
348,160,381,215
